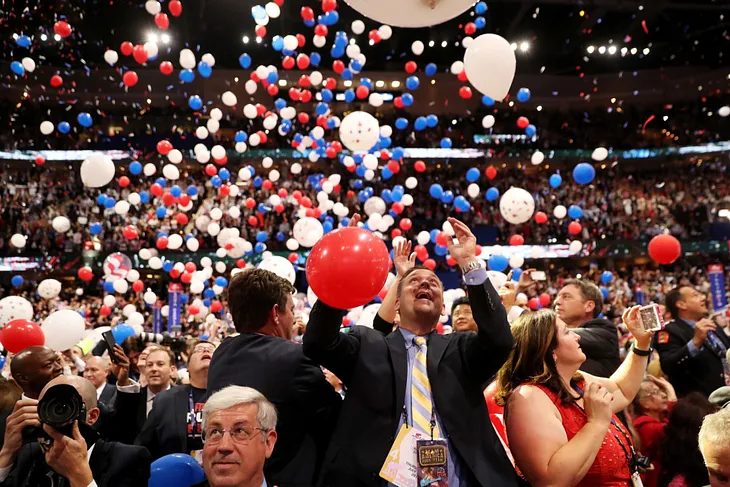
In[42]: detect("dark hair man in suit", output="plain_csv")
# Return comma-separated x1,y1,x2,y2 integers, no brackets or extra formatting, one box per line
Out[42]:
207,268,341,487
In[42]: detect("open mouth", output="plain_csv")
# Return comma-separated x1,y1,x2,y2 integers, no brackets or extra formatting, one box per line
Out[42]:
415,290,432,301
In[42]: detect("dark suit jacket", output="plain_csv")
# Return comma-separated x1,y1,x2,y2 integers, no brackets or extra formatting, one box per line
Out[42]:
656,318,730,397
573,318,621,377
0,438,151,487
136,384,191,460
207,333,342,487
302,279,519,487
98,383,117,408
109,385,150,444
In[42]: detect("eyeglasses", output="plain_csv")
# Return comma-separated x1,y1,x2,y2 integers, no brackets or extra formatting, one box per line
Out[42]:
203,425,267,445
193,346,216,355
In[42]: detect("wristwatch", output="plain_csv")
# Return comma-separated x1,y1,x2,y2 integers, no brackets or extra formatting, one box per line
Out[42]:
631,345,653,357
460,260,481,275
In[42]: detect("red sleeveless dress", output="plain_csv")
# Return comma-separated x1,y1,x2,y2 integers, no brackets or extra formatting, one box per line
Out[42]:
534,381,633,487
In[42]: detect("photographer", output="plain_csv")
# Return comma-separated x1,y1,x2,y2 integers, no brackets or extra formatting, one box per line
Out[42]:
0,375,151,487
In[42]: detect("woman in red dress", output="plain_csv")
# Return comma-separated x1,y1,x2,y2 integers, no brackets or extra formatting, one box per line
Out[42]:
496,306,654,487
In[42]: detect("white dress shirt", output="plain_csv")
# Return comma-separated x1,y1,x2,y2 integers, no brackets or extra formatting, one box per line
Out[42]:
116,380,171,416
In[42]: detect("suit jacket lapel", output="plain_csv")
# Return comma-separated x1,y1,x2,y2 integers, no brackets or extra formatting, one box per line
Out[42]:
88,440,110,481
385,331,407,421
139,386,148,429
176,385,190,452
426,334,448,383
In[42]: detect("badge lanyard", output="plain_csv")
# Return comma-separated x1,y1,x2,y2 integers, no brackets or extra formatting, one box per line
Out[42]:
189,388,198,435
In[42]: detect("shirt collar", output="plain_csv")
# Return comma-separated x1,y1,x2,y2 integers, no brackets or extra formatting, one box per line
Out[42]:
684,319,697,327
146,384,171,401
398,328,432,348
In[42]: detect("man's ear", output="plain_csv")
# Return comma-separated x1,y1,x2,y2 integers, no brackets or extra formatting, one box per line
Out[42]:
86,407,100,426
265,430,277,458
584,300,596,316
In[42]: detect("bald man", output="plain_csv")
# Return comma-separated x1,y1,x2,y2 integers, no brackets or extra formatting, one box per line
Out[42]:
83,356,116,407
0,375,151,487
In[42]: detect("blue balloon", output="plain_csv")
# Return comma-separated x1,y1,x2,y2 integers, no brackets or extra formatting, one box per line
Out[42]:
441,191,454,204
16,35,31,48
139,191,150,204
321,89,334,102
475,16,486,29
156,206,167,218
549,174,562,188
414,117,427,131
525,124,537,137
103,282,115,294
454,195,470,212
341,68,353,80
186,185,198,196
96,194,107,205
197,61,212,78
344,89,356,103
188,95,203,110
481,95,495,106
601,271,614,285
401,93,414,106
11,275,23,287
405,76,420,90
179,69,195,83
239,53,252,69
129,161,142,175
511,268,523,282
90,222,102,235
488,255,509,272
111,324,136,344
253,176,263,188
350,59,362,72
77,112,93,127
426,114,439,128
235,131,248,143
466,167,480,182
360,77,373,89
210,175,222,188
274,98,287,110
218,168,231,180
440,138,452,149
475,1,487,14
310,52,321,66
573,163,596,185
395,118,409,130
382,167,393,180
429,184,444,199
155,178,167,187
215,276,229,287
58,121,71,134
425,63,437,76
162,260,174,272
254,242,266,253
170,185,182,198
104,198,116,209
10,61,24,76
266,71,278,84
316,102,329,116
272,36,285,51
517,88,531,102
255,231,268,243
435,245,448,256
392,147,405,160
486,187,499,201
0,356,7,371
568,205,583,219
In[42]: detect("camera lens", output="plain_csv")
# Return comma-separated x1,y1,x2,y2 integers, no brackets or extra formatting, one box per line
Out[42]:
38,384,83,429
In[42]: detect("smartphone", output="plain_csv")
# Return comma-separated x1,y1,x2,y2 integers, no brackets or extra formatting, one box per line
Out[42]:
102,330,120,364
638,304,665,332
530,271,546,281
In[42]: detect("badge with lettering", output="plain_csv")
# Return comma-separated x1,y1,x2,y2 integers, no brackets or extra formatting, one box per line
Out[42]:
657,331,669,345
416,439,449,486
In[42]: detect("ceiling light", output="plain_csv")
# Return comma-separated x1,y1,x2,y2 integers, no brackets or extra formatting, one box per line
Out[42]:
643,47,650,55
519,41,529,52
607,45,617,55
621,47,628,55
40,34,48,41
242,35,250,44
428,40,435,47
147,98,152,104
343,80,352,87
586,46,595,54
631,47,638,55
54,33,61,41
148,33,159,44
161,33,170,44
278,79,287,86
375,80,385,88
256,36,262,43
391,80,401,88
598,46,606,54
536,105,543,111
510,42,517,50
441,40,447,47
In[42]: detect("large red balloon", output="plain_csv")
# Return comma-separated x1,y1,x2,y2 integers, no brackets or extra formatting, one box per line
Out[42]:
1,319,45,353
306,228,390,310
648,234,681,265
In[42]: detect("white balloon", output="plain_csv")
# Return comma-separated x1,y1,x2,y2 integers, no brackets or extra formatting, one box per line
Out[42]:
207,222,221,236
168,149,183,164
352,20,365,34
128,192,141,205
143,163,157,176
162,164,180,180
283,35,298,51
40,121,54,135
228,206,241,219
293,217,324,247
346,44,361,59
144,41,158,59
186,237,200,251
222,91,237,107
313,35,327,48
462,36,474,49
144,291,157,305
309,71,323,85
214,261,226,274
569,240,583,255
467,183,480,198
509,255,525,269
167,234,183,250
553,205,567,219
245,79,258,95
139,248,152,260
591,147,608,162
258,256,296,285
145,0,161,14
104,50,119,65
42,310,85,351
417,231,430,246
378,25,393,39
531,150,545,165
206,119,220,134
464,34,516,101
128,312,144,326
195,126,209,139
0,296,33,328
201,53,216,67
196,151,211,164
411,40,424,55
269,169,280,182
179,48,196,70
364,196,386,216
190,280,204,294
114,200,130,216
499,187,536,224
21,57,36,73
286,238,300,251
113,279,128,294
210,208,223,220
363,153,379,170
235,142,248,153
103,295,116,307
250,134,262,147
149,256,163,269
265,2,280,17
450,60,464,75
80,153,115,188
379,125,392,138
339,111,380,151
369,93,384,107
263,115,278,130
38,279,62,299
125,269,140,283
290,162,302,174
210,108,223,121
243,104,258,119
346,0,472,28
161,305,169,317
482,115,495,129
52,216,71,233
719,106,730,117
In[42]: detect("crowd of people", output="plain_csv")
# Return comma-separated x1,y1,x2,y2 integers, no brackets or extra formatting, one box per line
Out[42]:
0,218,728,487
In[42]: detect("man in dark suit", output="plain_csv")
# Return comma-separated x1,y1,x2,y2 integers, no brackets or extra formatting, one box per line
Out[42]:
207,268,341,487
83,356,117,407
554,279,621,377
657,286,730,397
111,345,176,444
136,340,215,460
0,375,151,486
303,217,519,487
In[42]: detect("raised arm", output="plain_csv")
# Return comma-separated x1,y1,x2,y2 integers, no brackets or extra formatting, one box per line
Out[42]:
376,239,416,330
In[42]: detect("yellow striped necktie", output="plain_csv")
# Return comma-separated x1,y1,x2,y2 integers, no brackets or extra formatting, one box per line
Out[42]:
411,336,440,437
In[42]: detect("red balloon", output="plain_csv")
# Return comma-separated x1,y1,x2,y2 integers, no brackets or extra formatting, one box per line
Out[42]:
355,85,369,99
300,6,314,20
322,0,337,12
169,0,182,17
157,139,173,155
123,225,139,240
648,234,681,265
568,221,582,235
517,116,530,129
296,54,310,70
185,262,197,273
156,236,169,249
132,45,148,64
154,13,170,29
534,211,548,224
369,30,381,43
423,259,437,271
210,301,223,313
120,41,134,56
399,218,412,231
50,75,63,87
459,86,473,99
100,305,112,317
255,25,267,38
485,165,497,180
414,160,426,172
1,320,45,353
78,266,93,281
132,281,144,293
306,228,390,309
314,24,328,37
176,213,189,225
539,293,551,307
54,21,72,38
35,155,46,165
509,234,524,246
122,71,138,87
188,305,200,316
464,22,477,35
159,61,174,75
332,60,345,74
528,297,540,310
288,253,299,263
405,61,417,74
162,192,176,206
282,56,295,70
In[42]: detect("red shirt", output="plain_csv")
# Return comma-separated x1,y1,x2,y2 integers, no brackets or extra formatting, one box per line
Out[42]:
633,403,676,487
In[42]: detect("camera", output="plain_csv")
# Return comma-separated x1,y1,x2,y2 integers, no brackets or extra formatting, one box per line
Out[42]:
38,384,87,437
631,455,652,471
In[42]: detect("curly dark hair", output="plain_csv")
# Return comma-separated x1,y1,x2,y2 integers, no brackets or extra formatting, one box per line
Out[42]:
658,393,717,487
227,268,295,333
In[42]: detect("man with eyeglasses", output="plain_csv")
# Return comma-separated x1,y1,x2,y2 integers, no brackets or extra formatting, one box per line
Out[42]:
136,340,216,460
192,385,277,487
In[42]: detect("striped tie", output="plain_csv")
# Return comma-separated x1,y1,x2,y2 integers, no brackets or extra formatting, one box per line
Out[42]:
411,336,440,437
